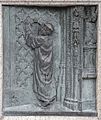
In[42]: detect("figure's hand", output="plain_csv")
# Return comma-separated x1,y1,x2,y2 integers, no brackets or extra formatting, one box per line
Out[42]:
43,36,48,40
26,39,31,47
25,33,33,47
37,36,48,43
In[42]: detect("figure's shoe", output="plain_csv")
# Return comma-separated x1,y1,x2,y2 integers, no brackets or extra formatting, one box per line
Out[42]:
39,96,56,108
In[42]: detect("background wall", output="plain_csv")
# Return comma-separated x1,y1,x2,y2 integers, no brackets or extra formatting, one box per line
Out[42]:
0,0,101,120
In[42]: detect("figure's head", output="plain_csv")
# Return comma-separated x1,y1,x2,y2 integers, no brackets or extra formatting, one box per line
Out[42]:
38,23,54,36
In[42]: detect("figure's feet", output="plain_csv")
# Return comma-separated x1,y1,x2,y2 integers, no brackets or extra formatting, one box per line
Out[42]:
39,96,56,108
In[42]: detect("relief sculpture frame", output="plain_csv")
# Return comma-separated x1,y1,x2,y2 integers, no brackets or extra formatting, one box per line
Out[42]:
0,0,101,120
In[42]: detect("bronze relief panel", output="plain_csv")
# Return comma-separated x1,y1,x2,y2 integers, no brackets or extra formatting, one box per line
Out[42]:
3,6,97,115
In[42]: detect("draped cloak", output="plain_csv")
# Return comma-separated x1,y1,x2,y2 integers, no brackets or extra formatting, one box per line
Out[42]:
27,33,56,107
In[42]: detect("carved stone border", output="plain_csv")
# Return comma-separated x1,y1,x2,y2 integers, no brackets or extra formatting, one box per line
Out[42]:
0,0,101,120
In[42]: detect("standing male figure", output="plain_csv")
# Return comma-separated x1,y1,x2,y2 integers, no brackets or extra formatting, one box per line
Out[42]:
24,19,56,108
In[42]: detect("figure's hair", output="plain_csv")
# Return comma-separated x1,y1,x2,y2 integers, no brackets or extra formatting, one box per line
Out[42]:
39,23,54,36
45,23,54,32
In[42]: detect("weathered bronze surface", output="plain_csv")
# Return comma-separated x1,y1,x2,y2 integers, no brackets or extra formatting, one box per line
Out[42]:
3,6,97,115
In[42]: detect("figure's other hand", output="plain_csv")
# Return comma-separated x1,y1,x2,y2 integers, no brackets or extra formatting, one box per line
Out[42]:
25,33,33,47
37,36,48,43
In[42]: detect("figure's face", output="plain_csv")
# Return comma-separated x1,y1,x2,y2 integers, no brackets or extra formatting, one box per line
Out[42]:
38,24,53,36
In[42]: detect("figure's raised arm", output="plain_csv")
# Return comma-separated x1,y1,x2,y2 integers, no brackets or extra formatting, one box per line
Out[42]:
26,33,48,49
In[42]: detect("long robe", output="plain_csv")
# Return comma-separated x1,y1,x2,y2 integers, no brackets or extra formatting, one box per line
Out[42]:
27,33,56,107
